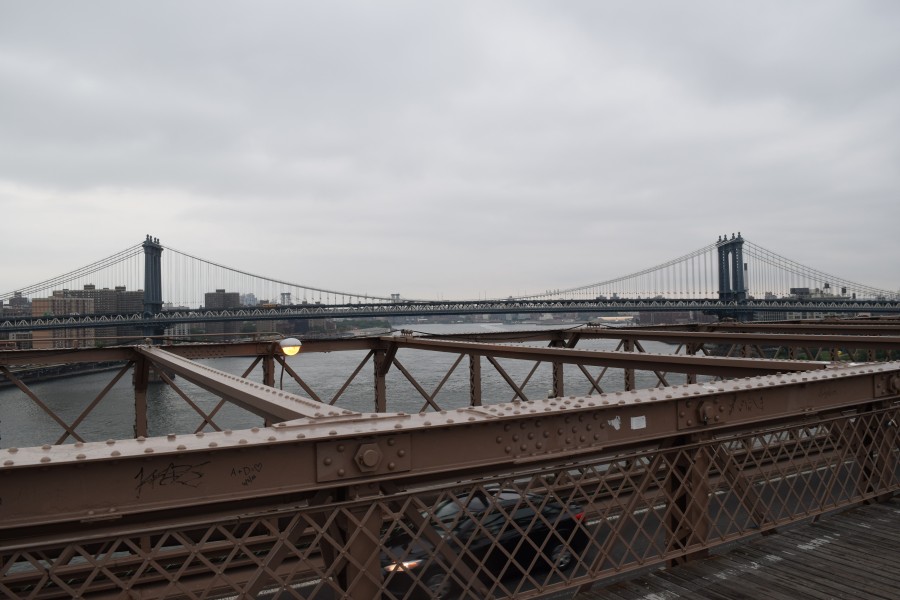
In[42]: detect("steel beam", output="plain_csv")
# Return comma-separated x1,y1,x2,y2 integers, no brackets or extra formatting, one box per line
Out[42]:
2,361,898,535
382,336,830,377
133,346,357,422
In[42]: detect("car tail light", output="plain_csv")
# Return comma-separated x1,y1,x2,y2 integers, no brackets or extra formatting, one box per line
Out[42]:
573,512,585,521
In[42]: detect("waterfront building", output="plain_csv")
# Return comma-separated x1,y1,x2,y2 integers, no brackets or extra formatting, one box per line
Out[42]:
32,296,96,349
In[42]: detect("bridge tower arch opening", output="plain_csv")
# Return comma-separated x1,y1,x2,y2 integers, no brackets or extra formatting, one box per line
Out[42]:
717,233,747,302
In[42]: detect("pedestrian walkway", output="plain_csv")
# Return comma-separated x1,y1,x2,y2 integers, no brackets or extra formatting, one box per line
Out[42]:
578,497,900,600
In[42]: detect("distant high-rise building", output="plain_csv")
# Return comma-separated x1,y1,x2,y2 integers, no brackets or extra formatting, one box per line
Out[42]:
32,295,96,349
204,289,241,338
51,284,145,344
240,293,259,307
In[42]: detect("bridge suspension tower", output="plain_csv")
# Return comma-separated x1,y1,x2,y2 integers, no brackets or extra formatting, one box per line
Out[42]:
142,235,163,334
717,233,747,302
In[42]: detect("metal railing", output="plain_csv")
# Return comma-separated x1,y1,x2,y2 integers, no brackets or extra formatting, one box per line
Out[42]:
1,323,899,599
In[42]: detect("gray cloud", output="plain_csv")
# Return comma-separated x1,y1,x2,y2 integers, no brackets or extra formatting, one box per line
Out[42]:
2,1,898,297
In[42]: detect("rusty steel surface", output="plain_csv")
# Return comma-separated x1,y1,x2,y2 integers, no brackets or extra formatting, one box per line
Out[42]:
1,322,900,599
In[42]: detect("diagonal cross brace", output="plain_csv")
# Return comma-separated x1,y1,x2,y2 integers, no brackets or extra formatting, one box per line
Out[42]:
134,346,359,422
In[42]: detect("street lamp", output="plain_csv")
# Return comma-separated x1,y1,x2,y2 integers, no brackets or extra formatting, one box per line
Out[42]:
279,337,302,356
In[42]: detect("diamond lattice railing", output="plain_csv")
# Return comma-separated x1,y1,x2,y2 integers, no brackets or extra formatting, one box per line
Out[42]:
1,403,898,599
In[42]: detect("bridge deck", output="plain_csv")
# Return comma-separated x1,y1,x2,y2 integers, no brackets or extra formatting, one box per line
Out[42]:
578,497,900,600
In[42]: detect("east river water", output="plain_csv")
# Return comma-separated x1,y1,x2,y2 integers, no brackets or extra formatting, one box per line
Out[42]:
0,323,687,449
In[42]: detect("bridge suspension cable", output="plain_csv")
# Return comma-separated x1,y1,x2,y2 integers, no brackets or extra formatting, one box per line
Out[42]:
160,245,399,308
0,244,144,302
742,241,898,300
515,242,720,300
4,235,896,310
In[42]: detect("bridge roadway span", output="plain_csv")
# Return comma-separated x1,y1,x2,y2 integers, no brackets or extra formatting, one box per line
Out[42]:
1,329,899,599
4,296,900,332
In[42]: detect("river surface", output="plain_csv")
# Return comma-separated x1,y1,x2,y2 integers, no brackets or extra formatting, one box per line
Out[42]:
0,323,688,449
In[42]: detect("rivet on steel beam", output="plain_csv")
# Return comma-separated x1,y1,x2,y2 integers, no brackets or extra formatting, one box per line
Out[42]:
388,462,396,470
41,444,51,450
224,430,233,435
687,420,693,426
239,439,248,445
424,421,432,426
268,436,277,441
177,444,187,450
296,434,305,439
505,446,512,453
324,458,333,466
144,448,154,454
197,432,205,437
337,469,345,477
3,460,13,466
75,442,84,448
6,448,18,453
40,457,51,463
394,424,403,429
111,450,121,456
167,434,176,441
209,442,218,447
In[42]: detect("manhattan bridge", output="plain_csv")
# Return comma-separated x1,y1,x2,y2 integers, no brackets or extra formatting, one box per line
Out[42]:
2,233,900,600
1,232,898,334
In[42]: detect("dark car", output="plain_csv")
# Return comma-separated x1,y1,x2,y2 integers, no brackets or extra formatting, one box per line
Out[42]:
381,488,587,599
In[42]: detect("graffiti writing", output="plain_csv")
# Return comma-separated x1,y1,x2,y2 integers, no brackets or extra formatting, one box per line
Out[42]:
729,396,764,415
134,461,211,498
231,463,263,487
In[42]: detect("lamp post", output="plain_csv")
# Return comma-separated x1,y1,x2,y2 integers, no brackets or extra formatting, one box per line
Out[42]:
279,337,302,356
273,337,302,390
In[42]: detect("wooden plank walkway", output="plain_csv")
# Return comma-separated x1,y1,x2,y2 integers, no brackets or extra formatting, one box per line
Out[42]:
577,497,900,600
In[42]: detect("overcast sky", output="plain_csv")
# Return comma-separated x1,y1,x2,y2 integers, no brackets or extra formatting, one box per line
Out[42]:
2,1,898,299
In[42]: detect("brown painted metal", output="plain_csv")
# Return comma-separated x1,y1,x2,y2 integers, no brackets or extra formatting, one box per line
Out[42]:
2,324,900,599
383,335,831,377
134,345,351,422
